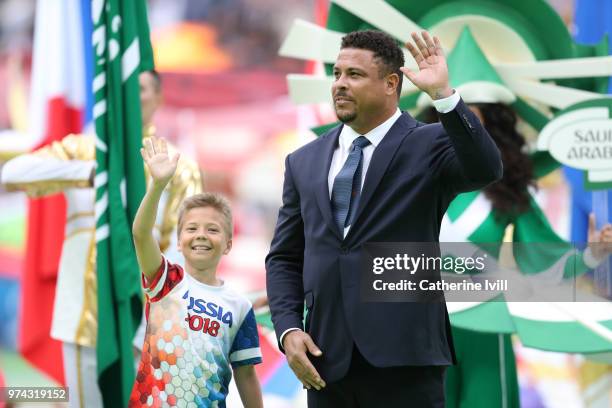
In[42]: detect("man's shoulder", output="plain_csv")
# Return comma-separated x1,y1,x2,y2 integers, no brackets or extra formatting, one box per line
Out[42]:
404,117,445,140
288,124,341,159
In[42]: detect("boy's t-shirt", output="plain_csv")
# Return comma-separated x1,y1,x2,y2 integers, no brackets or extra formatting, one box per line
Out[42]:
130,257,262,408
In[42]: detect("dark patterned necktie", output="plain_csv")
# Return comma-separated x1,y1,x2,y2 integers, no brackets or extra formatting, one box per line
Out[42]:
331,136,371,234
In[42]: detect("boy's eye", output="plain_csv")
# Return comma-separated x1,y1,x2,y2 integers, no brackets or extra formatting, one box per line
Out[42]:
208,228,219,233
187,227,197,232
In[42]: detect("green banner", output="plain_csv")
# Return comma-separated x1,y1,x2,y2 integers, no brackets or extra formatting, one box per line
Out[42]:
92,0,153,405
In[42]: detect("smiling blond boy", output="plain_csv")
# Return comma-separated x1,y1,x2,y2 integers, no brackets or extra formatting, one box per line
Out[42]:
130,136,263,408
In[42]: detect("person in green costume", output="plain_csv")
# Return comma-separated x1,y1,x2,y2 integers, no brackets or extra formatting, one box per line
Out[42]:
419,30,612,406
422,101,609,408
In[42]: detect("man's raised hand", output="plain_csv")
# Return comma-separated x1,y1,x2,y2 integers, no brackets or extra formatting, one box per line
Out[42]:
400,31,452,100
141,136,179,187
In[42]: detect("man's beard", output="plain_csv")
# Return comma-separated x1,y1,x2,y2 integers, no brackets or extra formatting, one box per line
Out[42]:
335,108,357,124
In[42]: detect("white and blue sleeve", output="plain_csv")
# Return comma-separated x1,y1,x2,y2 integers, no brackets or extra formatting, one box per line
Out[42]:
229,308,262,368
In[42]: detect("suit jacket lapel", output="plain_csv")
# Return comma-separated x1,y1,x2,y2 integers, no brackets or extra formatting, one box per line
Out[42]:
313,125,343,240
346,113,418,241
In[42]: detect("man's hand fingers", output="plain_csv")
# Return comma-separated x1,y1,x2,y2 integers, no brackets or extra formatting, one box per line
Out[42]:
143,137,152,155
600,229,612,242
297,356,325,389
422,31,437,57
589,213,597,237
422,31,435,48
411,32,430,58
292,364,315,390
405,41,422,64
399,67,416,83
304,336,322,357
289,355,325,390
433,36,444,56
284,331,326,390
154,136,163,155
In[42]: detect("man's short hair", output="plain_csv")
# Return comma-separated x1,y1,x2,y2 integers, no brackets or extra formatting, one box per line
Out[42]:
341,30,404,98
177,192,233,239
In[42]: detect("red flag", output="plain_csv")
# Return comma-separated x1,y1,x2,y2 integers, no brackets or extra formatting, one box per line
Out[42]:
0,366,5,408
18,0,87,384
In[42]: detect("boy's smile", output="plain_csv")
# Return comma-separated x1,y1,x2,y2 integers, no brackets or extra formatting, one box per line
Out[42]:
191,242,212,253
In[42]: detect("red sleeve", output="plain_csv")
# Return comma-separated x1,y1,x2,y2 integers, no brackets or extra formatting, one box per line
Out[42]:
142,258,165,290
142,257,184,302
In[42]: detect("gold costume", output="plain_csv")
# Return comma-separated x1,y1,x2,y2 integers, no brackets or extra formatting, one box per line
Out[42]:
2,132,202,347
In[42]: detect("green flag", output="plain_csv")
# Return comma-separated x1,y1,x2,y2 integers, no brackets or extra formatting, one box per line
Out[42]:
93,0,153,406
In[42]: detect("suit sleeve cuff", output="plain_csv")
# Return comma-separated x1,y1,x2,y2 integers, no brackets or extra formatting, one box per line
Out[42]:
279,328,302,352
432,89,460,114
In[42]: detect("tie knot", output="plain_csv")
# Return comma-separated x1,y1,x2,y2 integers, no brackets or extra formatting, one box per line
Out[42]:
352,136,370,150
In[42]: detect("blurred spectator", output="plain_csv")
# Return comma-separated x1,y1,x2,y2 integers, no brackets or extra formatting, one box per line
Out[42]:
0,0,35,53
148,0,314,69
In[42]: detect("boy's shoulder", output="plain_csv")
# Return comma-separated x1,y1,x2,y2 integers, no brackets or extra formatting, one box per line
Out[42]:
219,283,253,311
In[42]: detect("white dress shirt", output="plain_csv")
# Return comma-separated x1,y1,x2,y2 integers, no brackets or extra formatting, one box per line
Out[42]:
279,90,461,347
328,90,461,238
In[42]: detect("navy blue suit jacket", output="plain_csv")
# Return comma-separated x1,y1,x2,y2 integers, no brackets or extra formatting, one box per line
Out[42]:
265,99,502,382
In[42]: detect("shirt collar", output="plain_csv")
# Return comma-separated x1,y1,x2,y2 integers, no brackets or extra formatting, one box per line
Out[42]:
339,108,402,150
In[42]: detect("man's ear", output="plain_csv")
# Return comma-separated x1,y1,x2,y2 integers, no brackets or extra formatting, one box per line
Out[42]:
223,239,233,255
386,72,400,96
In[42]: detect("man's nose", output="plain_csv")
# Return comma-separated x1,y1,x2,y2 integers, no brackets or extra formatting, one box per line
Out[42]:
333,74,348,91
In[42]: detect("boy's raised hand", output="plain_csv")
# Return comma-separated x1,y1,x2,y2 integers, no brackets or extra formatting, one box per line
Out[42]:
141,136,180,187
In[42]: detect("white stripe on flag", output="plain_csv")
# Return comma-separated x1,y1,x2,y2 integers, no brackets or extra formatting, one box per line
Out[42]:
95,134,108,153
229,347,262,363
120,178,127,208
93,73,106,93
96,224,110,243
91,0,104,25
92,26,106,57
93,100,107,119
122,38,140,82
95,171,108,188
95,191,108,223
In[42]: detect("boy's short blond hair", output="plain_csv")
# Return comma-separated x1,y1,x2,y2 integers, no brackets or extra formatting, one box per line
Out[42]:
177,192,233,239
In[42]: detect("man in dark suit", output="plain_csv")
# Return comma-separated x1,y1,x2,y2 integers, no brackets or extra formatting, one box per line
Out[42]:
265,29,502,407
